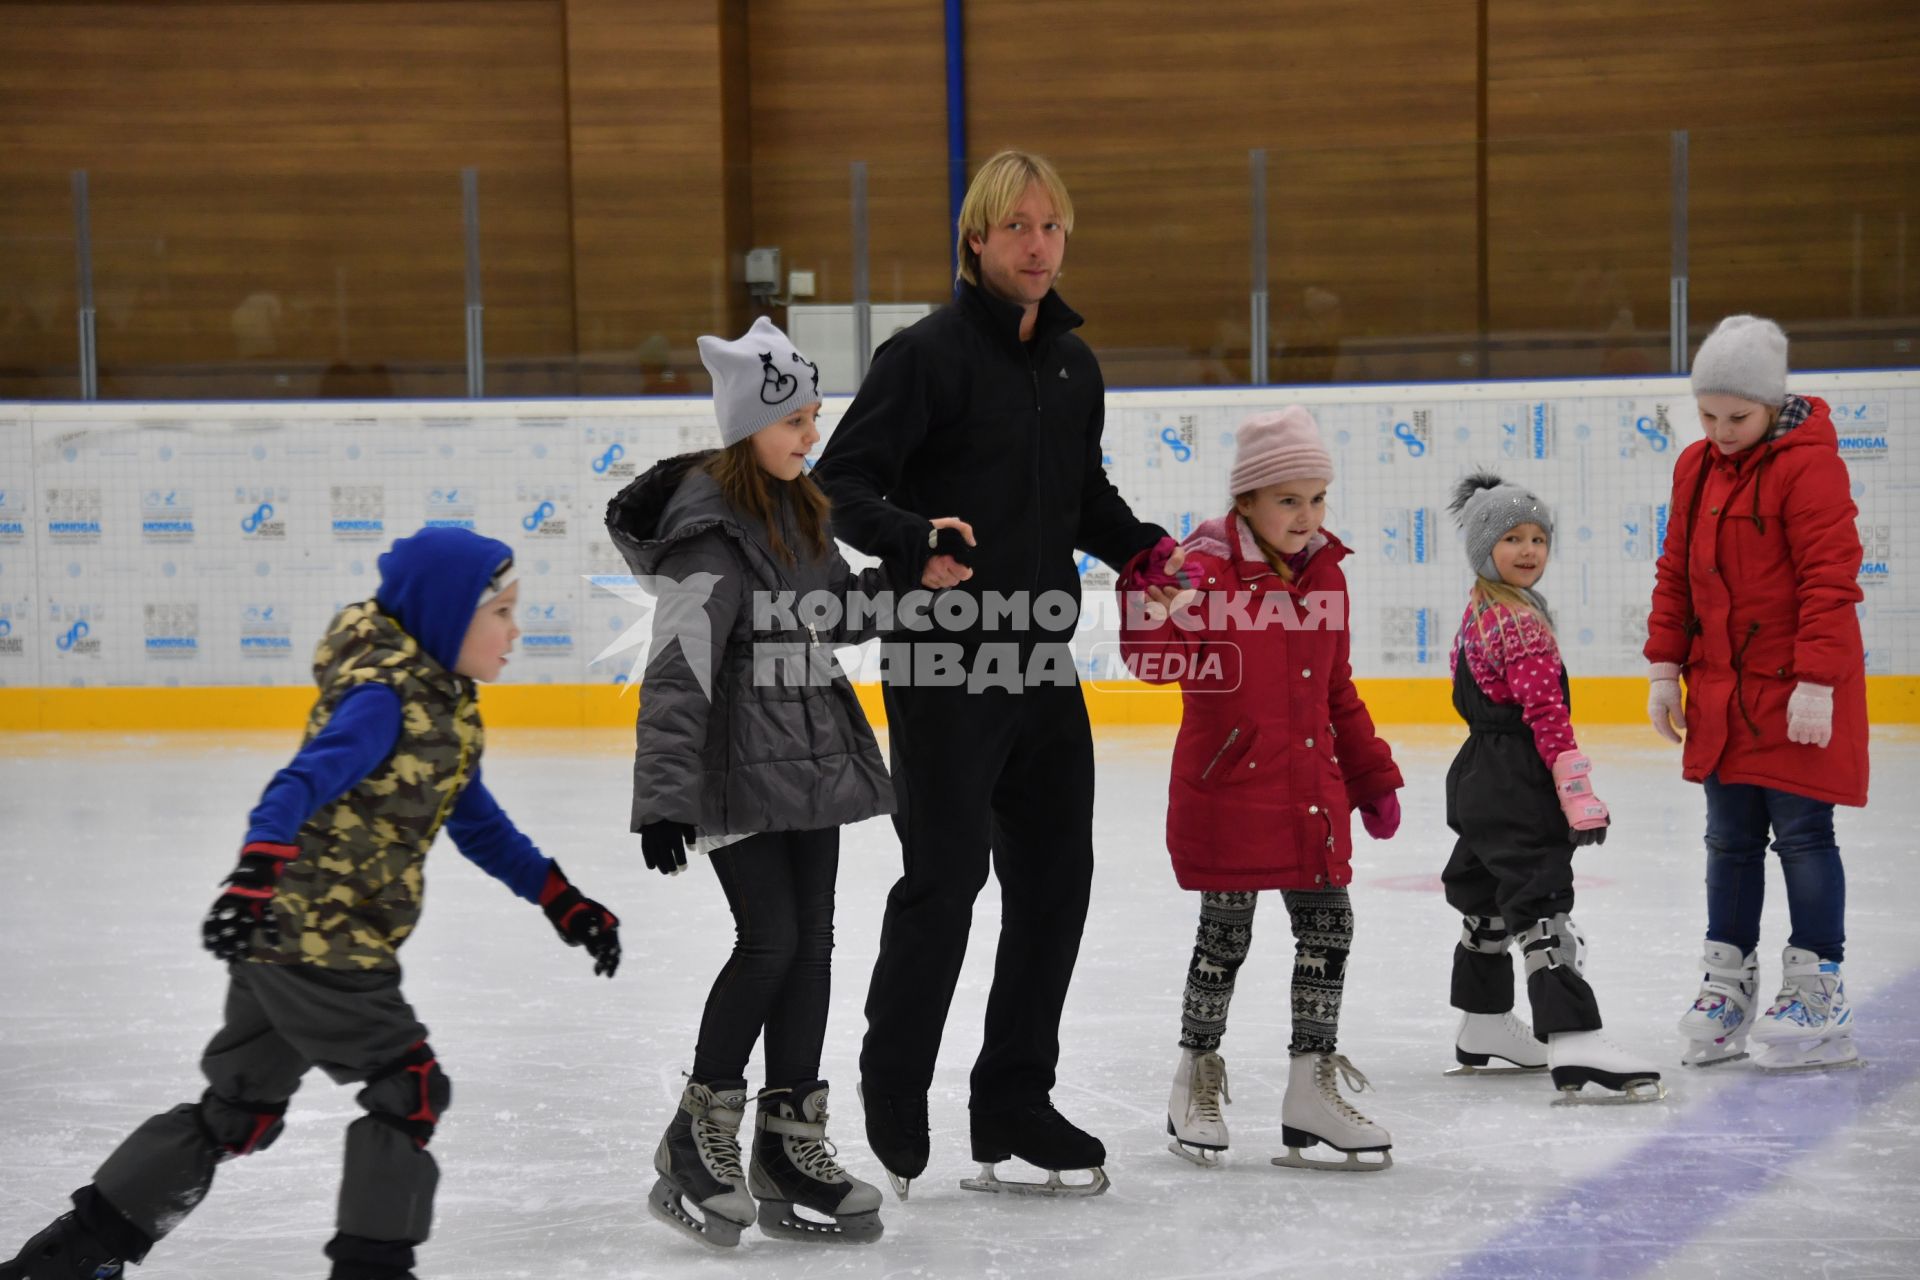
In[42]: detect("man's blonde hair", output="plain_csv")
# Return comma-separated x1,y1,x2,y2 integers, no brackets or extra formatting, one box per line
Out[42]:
955,150,1075,286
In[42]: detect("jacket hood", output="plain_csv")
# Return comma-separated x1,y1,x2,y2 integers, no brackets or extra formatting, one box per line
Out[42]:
373,526,514,671
605,451,740,578
1184,514,1339,577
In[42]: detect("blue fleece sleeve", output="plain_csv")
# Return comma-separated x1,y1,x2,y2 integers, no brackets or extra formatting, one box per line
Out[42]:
244,684,403,845
444,768,554,903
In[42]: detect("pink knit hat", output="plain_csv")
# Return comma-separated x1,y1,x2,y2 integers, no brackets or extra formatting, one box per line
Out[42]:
1228,406,1333,496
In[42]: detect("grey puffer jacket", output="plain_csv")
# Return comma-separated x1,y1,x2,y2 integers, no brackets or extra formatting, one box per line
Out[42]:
606,451,894,839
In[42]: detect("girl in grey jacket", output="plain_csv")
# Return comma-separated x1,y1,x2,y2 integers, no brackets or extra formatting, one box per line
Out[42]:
605,318,899,1249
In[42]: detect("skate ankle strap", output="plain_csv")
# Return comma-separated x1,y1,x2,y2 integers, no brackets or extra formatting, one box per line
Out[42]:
763,1114,828,1140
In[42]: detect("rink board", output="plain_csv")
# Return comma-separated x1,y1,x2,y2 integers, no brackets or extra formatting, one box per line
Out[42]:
0,370,1915,729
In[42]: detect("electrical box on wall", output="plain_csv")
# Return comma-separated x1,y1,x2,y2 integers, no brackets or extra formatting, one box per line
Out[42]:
786,303,935,393
744,247,781,290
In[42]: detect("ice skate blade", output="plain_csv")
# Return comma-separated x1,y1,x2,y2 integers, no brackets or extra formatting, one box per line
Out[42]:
1167,1139,1224,1167
1444,1062,1548,1077
960,1162,1110,1197
1550,1078,1667,1106
755,1199,883,1244
1271,1147,1392,1172
885,1171,912,1202
1752,1044,1866,1074
1680,1045,1750,1068
646,1176,750,1249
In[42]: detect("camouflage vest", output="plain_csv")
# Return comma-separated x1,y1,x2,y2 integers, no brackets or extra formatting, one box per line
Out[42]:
251,601,483,972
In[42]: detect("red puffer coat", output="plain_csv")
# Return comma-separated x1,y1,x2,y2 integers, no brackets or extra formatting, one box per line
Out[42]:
1120,517,1402,891
1644,396,1868,805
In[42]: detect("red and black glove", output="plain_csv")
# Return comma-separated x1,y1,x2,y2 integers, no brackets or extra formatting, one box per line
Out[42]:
540,862,622,978
202,841,297,962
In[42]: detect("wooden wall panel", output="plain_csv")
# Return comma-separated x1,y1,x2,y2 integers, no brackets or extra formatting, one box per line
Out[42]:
746,0,950,311
962,0,1481,385
563,0,748,395
0,1,574,398
1487,0,1920,372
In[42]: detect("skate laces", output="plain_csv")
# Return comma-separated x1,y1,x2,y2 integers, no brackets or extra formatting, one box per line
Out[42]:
687,1083,745,1182
1190,1052,1230,1123
1317,1054,1373,1124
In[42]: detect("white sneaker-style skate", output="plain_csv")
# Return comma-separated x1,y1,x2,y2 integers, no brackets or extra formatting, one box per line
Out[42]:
1750,947,1862,1073
1272,1052,1392,1172
1447,1011,1548,1075
1678,940,1758,1067
1547,1031,1666,1105
1166,1048,1230,1166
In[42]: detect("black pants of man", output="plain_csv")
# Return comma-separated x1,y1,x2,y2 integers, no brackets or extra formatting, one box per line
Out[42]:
78,961,444,1272
691,827,840,1087
860,658,1096,1113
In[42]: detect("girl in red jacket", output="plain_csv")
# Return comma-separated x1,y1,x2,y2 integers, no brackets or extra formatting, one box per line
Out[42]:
1121,407,1403,1172
1444,474,1664,1105
1648,315,1866,1073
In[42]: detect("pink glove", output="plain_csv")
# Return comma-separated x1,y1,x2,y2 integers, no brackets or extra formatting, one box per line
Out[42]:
1127,536,1187,590
1551,751,1609,847
1647,661,1686,744
1786,682,1833,748
1358,791,1401,840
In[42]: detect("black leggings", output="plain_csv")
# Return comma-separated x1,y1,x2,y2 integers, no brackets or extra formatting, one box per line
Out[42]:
690,827,839,1088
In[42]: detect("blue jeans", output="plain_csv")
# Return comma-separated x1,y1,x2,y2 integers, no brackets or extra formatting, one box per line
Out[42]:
1702,773,1845,963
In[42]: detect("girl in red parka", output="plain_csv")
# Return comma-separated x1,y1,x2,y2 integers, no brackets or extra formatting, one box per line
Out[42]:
1648,315,1866,1073
1120,407,1403,1172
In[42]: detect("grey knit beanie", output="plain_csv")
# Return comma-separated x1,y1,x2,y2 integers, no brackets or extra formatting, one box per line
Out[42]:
1450,471,1554,582
696,316,823,446
1691,314,1789,407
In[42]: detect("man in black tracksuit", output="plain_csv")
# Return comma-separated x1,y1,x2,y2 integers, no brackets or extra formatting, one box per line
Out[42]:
812,151,1165,1191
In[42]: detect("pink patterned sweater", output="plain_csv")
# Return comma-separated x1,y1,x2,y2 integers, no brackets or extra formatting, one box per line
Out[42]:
1449,600,1579,768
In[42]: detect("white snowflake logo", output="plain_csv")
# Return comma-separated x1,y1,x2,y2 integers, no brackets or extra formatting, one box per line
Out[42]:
587,572,723,698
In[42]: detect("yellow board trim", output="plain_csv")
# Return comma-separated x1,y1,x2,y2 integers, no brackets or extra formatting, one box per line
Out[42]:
3,677,1915,733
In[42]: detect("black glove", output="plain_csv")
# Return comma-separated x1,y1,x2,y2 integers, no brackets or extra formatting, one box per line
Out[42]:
930,525,973,565
1571,823,1609,848
640,819,696,876
202,841,296,962
539,862,622,978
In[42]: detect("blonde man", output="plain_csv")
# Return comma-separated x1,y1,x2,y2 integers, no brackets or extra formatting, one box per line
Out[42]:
815,150,1168,1198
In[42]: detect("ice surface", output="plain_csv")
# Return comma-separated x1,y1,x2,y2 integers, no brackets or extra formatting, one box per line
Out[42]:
3,724,1916,1279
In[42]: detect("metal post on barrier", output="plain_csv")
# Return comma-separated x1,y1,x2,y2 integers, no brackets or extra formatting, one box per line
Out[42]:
462,167,484,399
1249,148,1269,386
851,161,872,388
1669,130,1689,374
72,169,98,401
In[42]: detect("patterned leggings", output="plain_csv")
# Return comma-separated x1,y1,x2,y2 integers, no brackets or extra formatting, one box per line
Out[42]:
1179,888,1354,1056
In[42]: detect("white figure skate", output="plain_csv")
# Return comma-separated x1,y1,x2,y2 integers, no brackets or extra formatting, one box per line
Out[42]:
1678,940,1758,1067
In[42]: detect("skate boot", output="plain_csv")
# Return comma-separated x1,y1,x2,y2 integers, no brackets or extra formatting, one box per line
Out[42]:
962,1099,1110,1196
1166,1047,1231,1166
1547,1031,1666,1104
857,1085,929,1201
1678,940,1758,1067
0,1211,124,1280
1273,1052,1392,1171
1750,947,1861,1072
648,1077,757,1249
748,1081,883,1244
1447,1011,1548,1075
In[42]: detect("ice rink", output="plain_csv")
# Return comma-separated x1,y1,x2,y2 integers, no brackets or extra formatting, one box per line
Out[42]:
3,722,1916,1279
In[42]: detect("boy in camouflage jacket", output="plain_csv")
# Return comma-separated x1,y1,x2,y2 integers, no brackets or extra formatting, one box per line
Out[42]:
2,527,622,1280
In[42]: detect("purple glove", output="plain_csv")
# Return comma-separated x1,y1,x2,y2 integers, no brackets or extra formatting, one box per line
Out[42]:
1358,791,1401,840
